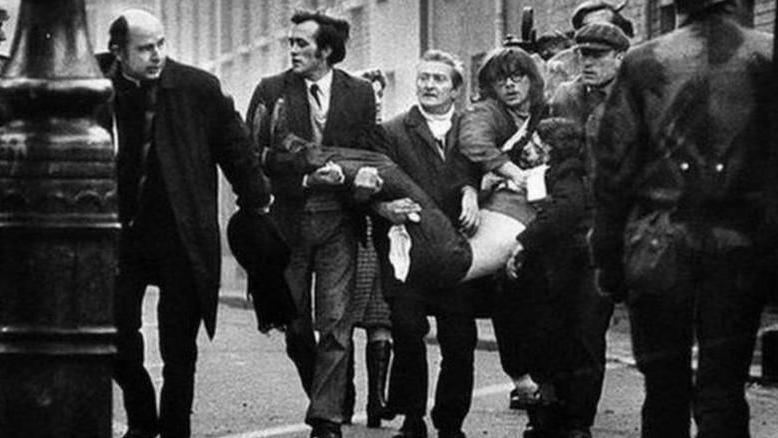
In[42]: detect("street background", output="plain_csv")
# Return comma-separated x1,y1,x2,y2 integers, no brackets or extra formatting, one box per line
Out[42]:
111,288,778,438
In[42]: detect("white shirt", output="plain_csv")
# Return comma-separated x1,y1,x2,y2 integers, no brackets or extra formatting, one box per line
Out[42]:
418,104,455,159
418,104,454,144
304,68,333,118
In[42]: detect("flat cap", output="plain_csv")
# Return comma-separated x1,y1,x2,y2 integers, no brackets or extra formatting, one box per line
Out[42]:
574,22,630,52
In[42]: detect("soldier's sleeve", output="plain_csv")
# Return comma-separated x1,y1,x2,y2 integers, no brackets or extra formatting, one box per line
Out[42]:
590,57,645,272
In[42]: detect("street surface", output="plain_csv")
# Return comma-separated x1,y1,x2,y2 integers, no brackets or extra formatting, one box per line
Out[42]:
112,288,778,438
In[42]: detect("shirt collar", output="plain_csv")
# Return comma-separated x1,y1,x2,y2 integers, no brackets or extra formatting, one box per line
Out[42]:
304,68,334,98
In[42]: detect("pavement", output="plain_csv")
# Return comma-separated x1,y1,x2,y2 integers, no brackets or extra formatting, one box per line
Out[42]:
221,285,778,387
424,301,778,383
109,287,778,437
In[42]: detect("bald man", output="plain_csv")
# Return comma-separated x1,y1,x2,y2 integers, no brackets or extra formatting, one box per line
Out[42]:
102,10,272,438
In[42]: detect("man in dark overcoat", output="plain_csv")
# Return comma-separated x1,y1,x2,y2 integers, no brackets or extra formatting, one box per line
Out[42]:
370,49,480,438
103,9,272,438
591,1,775,436
245,10,376,438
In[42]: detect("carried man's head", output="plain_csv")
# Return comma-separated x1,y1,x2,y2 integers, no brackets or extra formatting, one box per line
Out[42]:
574,22,629,88
288,10,349,81
109,9,166,81
415,49,464,115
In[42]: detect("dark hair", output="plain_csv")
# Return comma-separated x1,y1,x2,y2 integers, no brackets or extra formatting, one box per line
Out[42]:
108,15,129,52
291,10,350,65
477,46,544,103
360,68,387,90
419,49,465,89
536,117,584,162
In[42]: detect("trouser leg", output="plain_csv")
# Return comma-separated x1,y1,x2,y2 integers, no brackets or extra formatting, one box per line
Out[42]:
386,296,429,418
157,248,201,438
305,212,357,425
566,267,613,431
628,280,694,438
284,243,316,396
430,312,477,432
114,269,158,434
491,270,542,380
694,249,764,438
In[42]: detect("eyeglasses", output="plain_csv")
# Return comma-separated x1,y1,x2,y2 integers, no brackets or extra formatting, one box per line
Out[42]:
495,74,529,87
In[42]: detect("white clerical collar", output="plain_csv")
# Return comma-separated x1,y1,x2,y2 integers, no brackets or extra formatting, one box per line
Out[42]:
121,71,142,87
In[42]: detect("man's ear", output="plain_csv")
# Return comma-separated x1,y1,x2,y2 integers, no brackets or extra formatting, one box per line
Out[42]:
110,45,123,62
320,45,333,61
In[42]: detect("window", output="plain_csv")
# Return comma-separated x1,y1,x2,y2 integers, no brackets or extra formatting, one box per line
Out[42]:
659,4,676,34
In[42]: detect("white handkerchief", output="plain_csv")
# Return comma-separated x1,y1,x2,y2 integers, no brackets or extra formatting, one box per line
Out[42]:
388,225,412,282
526,165,549,202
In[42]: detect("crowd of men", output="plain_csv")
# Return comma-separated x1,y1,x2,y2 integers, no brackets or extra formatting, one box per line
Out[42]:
99,1,775,438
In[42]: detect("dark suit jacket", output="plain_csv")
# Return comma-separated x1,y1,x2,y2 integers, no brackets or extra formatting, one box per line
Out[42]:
245,69,376,244
101,56,271,337
372,105,481,314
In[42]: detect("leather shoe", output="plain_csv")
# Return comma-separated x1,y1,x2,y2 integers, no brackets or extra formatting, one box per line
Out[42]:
310,420,342,438
393,416,427,438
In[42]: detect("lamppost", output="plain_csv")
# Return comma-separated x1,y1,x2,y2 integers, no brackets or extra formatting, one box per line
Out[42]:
0,0,117,436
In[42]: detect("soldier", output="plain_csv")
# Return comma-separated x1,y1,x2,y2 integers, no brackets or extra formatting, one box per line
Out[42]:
591,1,775,437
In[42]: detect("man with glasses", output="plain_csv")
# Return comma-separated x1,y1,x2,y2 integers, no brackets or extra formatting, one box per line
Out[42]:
547,21,630,438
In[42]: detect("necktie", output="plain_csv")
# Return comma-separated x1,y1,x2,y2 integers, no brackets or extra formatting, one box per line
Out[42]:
310,83,321,109
435,138,446,160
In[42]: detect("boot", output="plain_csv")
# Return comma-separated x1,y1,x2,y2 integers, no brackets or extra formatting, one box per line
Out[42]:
366,340,392,428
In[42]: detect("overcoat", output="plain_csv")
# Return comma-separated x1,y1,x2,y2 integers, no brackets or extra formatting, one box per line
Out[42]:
102,57,271,337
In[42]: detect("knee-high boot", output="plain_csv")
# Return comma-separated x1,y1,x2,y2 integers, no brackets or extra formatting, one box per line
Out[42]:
366,340,392,428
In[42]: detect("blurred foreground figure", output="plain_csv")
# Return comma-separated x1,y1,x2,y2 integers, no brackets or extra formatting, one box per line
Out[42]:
591,1,775,437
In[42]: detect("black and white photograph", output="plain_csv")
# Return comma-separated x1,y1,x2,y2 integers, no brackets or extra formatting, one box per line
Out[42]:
0,1,777,437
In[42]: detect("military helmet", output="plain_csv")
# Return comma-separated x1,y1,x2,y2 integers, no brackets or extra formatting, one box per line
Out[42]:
674,0,731,14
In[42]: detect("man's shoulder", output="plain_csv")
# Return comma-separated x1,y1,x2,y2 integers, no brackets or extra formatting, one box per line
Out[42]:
334,68,372,90
162,59,223,91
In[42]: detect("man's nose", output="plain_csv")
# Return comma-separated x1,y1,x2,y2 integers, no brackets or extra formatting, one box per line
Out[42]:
150,46,161,61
